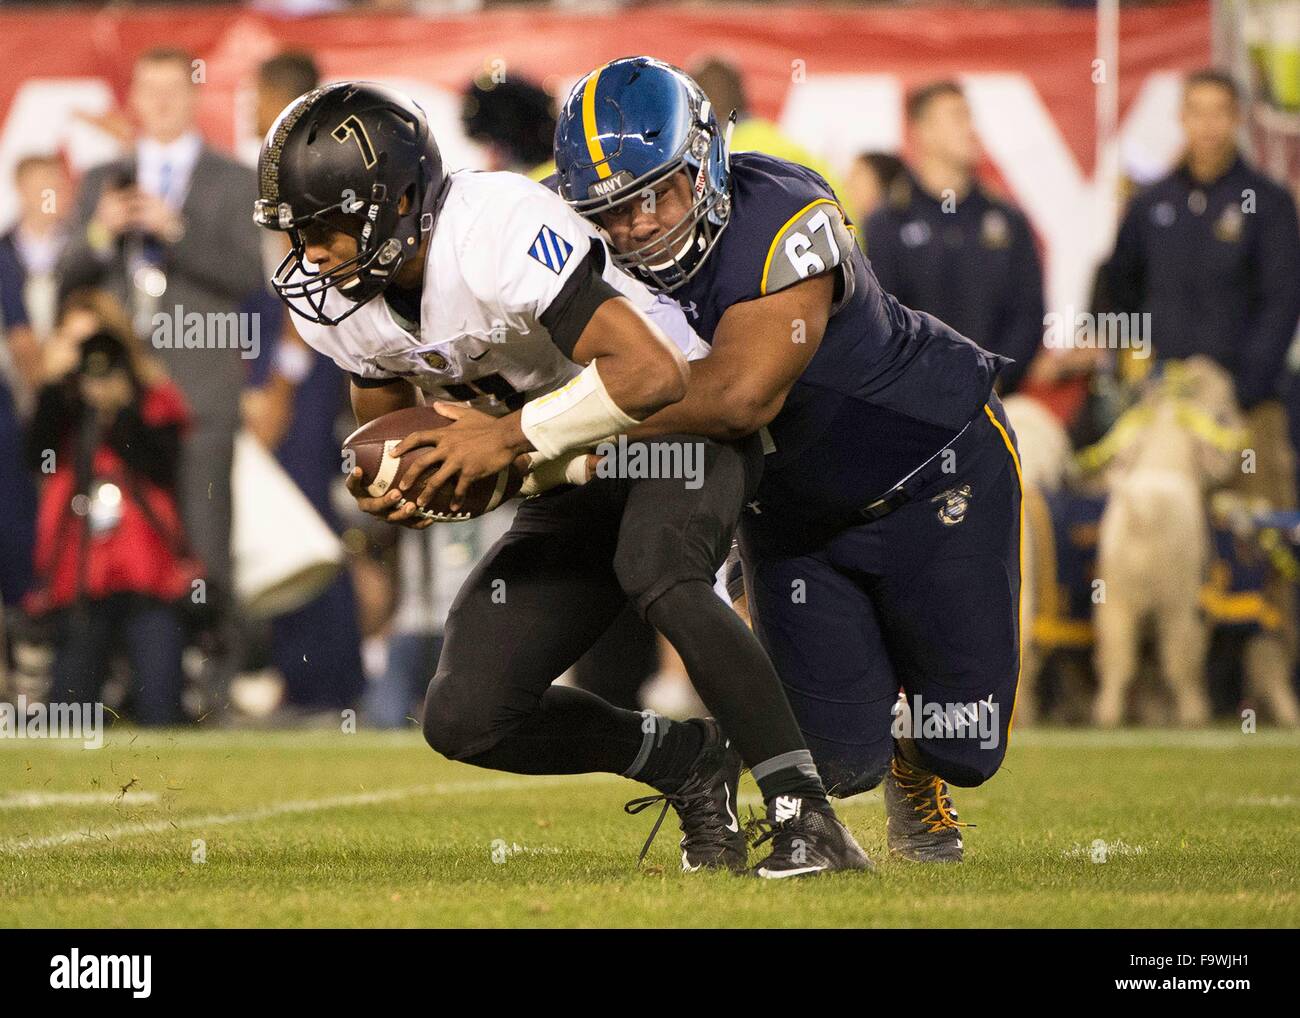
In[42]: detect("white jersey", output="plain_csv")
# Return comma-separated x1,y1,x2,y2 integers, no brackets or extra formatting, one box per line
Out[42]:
287,170,706,416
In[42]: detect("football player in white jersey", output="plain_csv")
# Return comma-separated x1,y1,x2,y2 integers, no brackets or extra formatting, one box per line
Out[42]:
254,82,869,876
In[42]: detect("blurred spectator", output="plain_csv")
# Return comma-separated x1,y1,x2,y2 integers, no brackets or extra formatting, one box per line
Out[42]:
24,315,192,724
1102,68,1300,425
253,50,321,159
0,268,37,616
689,55,847,201
865,80,1045,394
244,49,323,455
49,288,137,356
1103,68,1300,706
461,74,557,180
0,167,43,618
0,155,72,351
841,151,906,234
245,50,365,715
57,46,267,681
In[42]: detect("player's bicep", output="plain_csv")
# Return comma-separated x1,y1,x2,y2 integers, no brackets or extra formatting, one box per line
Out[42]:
709,272,834,429
537,243,623,359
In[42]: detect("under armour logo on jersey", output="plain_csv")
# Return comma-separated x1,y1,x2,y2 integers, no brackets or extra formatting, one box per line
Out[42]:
773,796,802,822
528,225,573,274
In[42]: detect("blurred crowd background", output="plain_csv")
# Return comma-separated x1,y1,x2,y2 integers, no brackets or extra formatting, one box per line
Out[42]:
0,0,1297,730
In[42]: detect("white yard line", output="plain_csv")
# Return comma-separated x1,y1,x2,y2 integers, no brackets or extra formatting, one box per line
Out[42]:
1236,794,1299,807
0,791,160,809
3,727,1297,753
0,773,616,855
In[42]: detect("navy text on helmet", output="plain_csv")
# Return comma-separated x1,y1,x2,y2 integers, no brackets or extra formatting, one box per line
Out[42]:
554,57,732,293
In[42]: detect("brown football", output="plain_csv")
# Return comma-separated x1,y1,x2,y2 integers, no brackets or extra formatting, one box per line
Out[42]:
342,405,524,522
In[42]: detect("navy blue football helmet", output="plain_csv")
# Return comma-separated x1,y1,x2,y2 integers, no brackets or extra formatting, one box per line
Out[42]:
554,56,732,292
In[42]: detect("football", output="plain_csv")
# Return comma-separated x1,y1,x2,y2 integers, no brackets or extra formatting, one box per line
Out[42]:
342,405,524,521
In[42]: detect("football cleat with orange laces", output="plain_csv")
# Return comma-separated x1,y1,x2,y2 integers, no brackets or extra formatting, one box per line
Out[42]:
884,754,973,863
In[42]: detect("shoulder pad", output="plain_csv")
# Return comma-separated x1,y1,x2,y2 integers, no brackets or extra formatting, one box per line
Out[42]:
760,199,855,296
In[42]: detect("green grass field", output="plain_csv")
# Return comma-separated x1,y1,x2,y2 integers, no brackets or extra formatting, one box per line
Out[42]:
2,726,1297,928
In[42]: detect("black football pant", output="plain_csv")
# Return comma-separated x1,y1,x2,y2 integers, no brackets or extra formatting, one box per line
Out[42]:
571,605,659,711
421,434,822,797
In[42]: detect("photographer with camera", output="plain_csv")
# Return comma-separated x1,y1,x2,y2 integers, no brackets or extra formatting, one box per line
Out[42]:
24,302,194,724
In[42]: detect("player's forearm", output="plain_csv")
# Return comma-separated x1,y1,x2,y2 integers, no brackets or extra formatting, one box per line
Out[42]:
629,356,779,441
518,352,686,460
590,344,689,420
350,378,418,426
569,298,689,419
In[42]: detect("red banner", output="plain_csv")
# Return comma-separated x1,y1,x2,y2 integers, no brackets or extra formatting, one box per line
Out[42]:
0,2,1211,310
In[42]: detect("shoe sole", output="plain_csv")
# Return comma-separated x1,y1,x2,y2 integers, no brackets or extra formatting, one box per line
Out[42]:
753,857,875,878
887,847,963,864
754,865,830,879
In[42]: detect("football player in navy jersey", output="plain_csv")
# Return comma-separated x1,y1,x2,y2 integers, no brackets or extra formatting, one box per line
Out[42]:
555,57,1024,862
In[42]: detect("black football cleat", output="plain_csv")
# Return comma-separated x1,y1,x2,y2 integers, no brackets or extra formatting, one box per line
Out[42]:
748,795,875,878
624,719,748,872
884,754,971,863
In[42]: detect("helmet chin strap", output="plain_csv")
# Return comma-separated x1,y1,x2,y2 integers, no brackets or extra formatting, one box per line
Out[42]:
646,229,700,272
419,169,453,236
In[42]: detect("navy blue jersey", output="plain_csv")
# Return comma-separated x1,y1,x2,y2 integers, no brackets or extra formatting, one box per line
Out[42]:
1102,156,1300,408
673,151,1007,523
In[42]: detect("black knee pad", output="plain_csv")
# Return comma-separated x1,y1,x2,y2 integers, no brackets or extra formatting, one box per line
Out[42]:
421,670,496,761
614,548,708,618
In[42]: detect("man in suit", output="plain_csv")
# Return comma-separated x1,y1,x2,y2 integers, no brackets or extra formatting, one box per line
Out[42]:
0,154,71,355
58,47,267,642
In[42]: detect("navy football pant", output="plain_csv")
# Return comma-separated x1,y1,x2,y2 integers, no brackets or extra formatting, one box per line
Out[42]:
739,400,1023,796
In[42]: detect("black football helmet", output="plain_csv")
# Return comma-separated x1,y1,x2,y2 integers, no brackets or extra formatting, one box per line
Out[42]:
254,81,446,325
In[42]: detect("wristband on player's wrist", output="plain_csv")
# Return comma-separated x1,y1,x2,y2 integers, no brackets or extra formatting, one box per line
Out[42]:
519,448,596,497
519,361,639,460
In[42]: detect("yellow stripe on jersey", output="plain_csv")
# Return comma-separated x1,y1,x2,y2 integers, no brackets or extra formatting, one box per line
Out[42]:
758,198,845,295
983,402,1027,735
582,66,612,180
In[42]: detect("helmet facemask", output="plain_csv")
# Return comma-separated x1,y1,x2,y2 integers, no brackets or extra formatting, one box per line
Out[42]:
571,117,732,294
257,180,422,327
254,83,445,328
